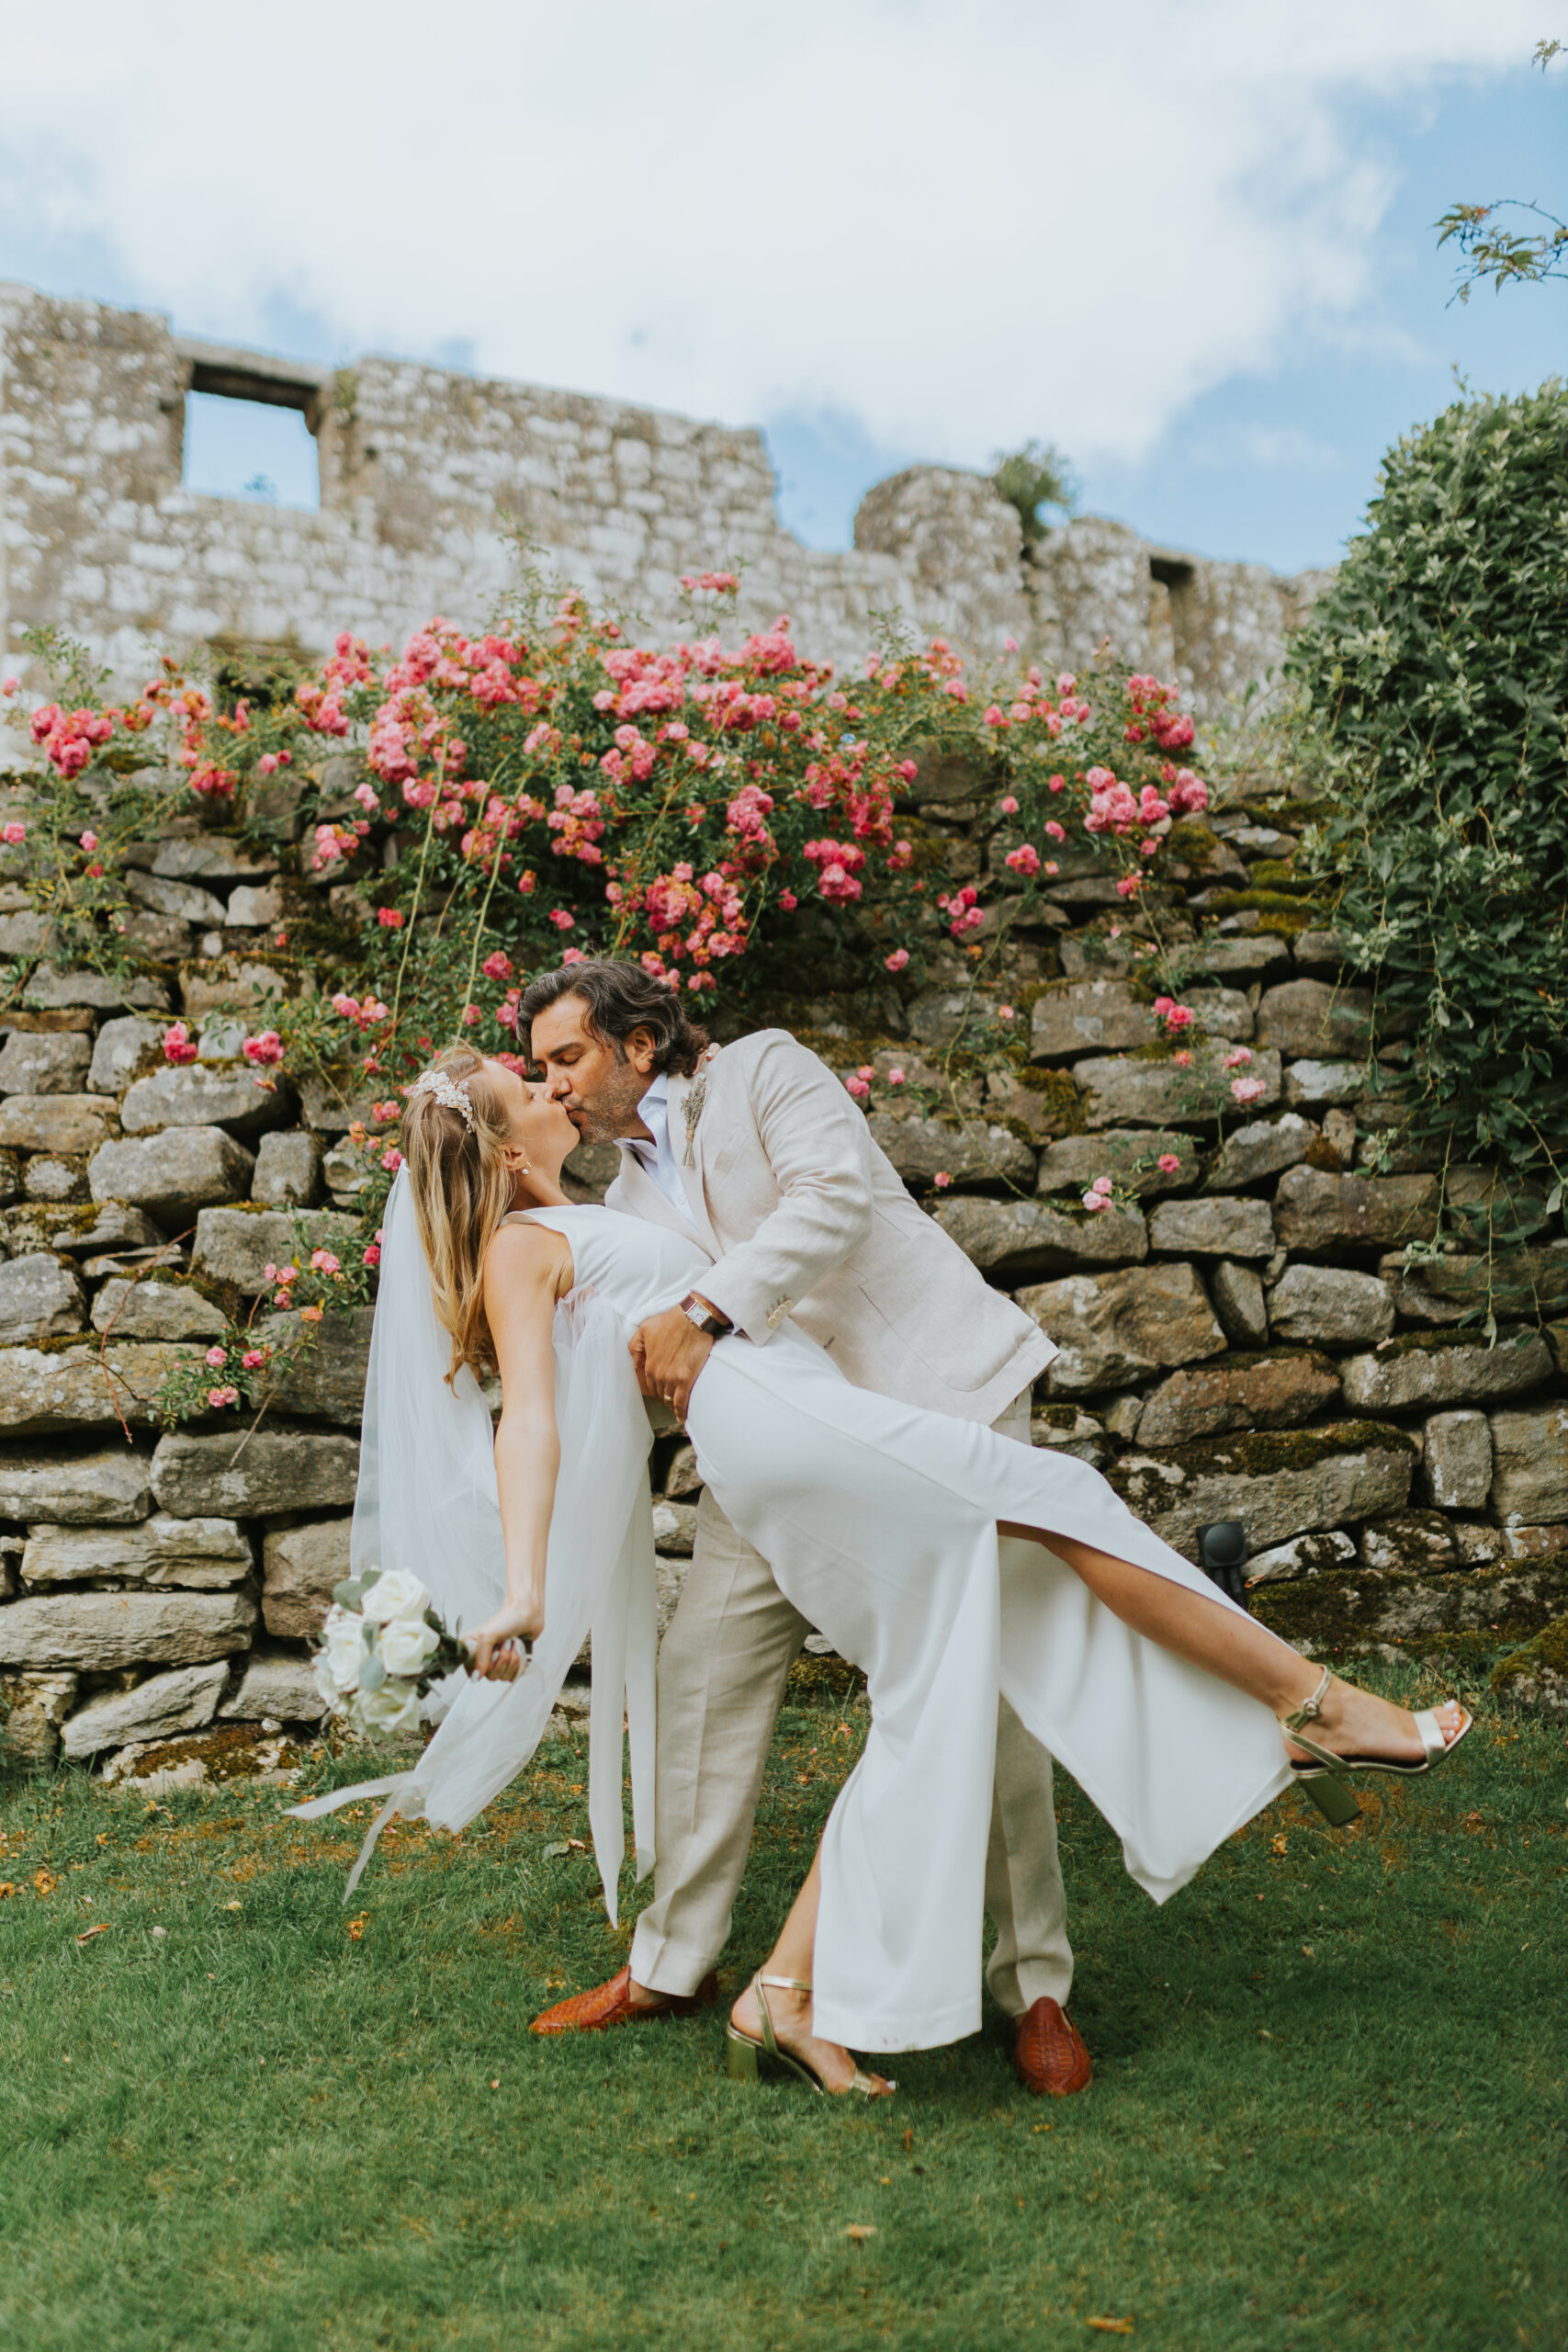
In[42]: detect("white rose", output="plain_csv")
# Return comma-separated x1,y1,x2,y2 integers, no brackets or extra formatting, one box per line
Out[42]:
378,1615,440,1677
313,1651,344,1709
321,1604,367,1694
350,1679,423,1736
359,1567,431,1626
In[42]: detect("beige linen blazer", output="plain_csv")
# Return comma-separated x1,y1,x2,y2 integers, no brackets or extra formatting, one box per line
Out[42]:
606,1027,1055,1427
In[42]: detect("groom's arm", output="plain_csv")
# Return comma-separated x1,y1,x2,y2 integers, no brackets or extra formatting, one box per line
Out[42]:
693,1033,874,1346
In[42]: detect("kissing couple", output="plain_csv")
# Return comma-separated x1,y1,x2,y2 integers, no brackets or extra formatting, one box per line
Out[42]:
298,958,1471,2102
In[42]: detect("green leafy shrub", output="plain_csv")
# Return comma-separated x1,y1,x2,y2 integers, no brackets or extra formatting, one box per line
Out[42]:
1290,379,1568,1190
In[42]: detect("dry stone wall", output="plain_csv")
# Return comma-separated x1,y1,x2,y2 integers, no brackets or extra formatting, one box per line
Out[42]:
2,283,1322,717
2,784,1566,1778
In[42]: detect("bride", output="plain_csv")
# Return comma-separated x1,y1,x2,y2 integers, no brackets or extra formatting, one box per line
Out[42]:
299,1045,1471,2100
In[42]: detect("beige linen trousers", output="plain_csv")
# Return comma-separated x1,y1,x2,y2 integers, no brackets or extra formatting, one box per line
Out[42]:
615,1029,1073,2016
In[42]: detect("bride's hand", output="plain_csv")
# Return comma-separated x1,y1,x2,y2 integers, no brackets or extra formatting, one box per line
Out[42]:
468,1596,543,1680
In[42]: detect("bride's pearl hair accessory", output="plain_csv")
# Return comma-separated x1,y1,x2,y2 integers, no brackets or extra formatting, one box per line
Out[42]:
409,1067,477,1134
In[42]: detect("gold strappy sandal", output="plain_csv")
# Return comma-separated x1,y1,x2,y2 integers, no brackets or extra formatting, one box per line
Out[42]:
724,1973,895,2098
1281,1666,1473,1825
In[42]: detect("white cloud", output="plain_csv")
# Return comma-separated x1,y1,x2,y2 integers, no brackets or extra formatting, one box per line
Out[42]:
0,0,1542,468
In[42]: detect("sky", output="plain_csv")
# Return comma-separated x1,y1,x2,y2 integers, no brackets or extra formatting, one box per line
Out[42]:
1,0,1562,576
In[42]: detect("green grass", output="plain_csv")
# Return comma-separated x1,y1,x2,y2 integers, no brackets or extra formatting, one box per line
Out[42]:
2,1662,1564,2352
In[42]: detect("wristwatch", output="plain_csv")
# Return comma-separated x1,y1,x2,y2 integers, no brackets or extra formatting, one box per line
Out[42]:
679,1292,731,1337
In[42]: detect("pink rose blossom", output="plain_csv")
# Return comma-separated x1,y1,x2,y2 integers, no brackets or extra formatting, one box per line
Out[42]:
2,822,26,846
998,1005,1015,1022
1172,1049,1192,1068
845,1075,870,1100
1092,1175,1113,1195
242,1031,283,1067
1156,1152,1181,1174
1223,1046,1252,1069
204,1346,227,1368
79,831,97,853
1081,1190,1110,1214
242,1350,266,1370
934,1171,953,1190
363,1244,382,1268
887,1068,906,1086
548,908,574,931
0,679,16,695
163,1021,198,1066
381,1147,403,1172
377,907,405,928
999,795,1019,815
207,1385,240,1409
1231,1075,1268,1105
310,1250,341,1276
884,947,909,972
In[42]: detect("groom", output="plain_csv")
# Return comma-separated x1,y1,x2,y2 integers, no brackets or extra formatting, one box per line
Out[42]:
519,958,1092,2097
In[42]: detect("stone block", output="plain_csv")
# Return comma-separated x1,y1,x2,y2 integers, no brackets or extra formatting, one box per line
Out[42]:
1268,1262,1394,1346
1292,930,1349,971
1035,1129,1196,1197
252,1130,321,1208
1490,1406,1568,1524
225,886,285,929
664,1444,704,1498
1272,1166,1439,1253
933,1197,1146,1281
1246,1530,1359,1586
119,1064,292,1142
1341,1329,1551,1415
1255,979,1377,1061
28,963,168,1012
1359,1510,1459,1575
866,1113,1035,1190
1019,1263,1226,1395
1147,1196,1275,1260
1499,1523,1568,1561
152,1426,359,1519
1109,1422,1416,1558
0,1251,87,1343
121,913,191,960
1382,1248,1568,1329
0,1030,91,1094
219,1645,329,1723
21,1514,252,1589
1207,1113,1317,1191
1135,1351,1340,1449
89,1128,254,1223
193,1206,359,1293
0,1669,79,1763
0,912,54,956
1421,1412,1494,1510
1282,1059,1368,1109
86,1016,162,1095
0,1588,256,1669
1211,1260,1269,1347
54,1204,164,1257
297,1072,378,1134
261,1516,353,1638
0,1095,117,1154
1029,1403,1110,1467
1491,1623,1568,1720
152,835,278,885
0,1445,151,1524
25,1159,87,1205
1186,934,1292,979
652,1501,698,1556
322,1140,372,1201
0,1342,194,1437
90,1275,228,1342
1075,1046,1281,1130
561,1140,623,1204
1258,1557,1568,1649
126,869,230,927
257,1306,374,1424
60,1659,231,1758
179,962,294,1019
1029,980,1159,1062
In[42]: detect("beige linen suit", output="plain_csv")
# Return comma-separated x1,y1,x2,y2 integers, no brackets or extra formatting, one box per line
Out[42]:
618,1028,1075,2017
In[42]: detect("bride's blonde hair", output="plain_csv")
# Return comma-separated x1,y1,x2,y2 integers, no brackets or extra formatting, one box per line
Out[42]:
401,1046,518,1382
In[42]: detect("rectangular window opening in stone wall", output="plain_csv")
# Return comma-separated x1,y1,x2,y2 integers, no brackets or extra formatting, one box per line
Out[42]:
1149,552,1197,673
183,366,321,512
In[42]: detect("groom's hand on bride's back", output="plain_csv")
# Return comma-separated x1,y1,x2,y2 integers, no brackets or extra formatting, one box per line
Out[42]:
630,1306,716,1423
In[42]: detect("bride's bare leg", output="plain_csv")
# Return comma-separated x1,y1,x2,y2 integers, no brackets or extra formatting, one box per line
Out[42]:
999,1523,1467,1766
729,1849,895,2096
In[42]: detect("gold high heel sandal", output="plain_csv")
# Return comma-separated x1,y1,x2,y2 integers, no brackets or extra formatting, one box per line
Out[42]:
1281,1666,1473,1825
724,1973,894,2098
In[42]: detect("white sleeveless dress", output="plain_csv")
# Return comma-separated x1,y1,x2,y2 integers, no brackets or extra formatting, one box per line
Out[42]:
513,1204,1290,2056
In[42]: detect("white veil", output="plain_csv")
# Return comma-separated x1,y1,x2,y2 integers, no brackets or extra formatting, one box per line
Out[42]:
288,1169,660,1919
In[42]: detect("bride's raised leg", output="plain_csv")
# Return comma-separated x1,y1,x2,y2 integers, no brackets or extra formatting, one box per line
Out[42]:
998,1523,1470,1770
728,1850,896,2098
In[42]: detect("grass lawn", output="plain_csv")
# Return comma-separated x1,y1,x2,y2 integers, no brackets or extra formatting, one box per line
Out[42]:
2,1659,1563,2352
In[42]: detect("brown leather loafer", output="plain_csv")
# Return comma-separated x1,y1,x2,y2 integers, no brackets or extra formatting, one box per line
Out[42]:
1013,1996,1092,2098
530,1963,720,2036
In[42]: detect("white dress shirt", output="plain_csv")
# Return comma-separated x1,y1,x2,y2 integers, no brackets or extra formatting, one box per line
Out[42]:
615,1071,698,1226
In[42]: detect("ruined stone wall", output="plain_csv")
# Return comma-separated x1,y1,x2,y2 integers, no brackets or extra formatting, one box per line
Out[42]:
2,282,1322,719
0,786,1563,1780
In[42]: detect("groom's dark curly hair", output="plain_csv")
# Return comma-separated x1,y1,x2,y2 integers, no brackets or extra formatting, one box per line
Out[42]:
518,957,711,1077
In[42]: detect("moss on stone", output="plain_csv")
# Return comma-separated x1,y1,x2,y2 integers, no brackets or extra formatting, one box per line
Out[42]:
1197,891,1333,937
1138,1419,1419,1481
786,1654,866,1703
1377,1324,1545,1358
1490,1612,1568,1698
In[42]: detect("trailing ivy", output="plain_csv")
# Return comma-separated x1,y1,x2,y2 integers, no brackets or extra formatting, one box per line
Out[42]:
1290,379,1568,1197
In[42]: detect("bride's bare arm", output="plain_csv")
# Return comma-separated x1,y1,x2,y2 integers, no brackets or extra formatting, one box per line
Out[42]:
468,1223,570,1676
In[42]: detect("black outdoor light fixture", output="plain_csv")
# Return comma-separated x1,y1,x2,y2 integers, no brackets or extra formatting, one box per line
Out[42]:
1196,1520,1248,1608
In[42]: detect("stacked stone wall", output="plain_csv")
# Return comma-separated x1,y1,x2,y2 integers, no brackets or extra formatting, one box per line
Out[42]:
2,284,1323,719
1,779,1565,1778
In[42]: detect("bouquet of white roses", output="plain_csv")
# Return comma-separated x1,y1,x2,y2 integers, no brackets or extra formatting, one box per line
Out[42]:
313,1566,471,1738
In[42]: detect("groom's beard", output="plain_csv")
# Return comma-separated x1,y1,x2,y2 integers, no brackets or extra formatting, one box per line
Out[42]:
565,1049,652,1147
